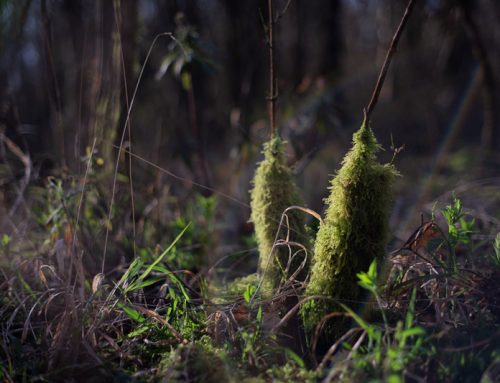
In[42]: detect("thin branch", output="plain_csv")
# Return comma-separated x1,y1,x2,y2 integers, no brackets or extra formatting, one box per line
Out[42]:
112,0,137,258
102,32,180,274
267,0,276,137
366,0,416,120
111,143,249,208
0,131,31,219
274,0,292,23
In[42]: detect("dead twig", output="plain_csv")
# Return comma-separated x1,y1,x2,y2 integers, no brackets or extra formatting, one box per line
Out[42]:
0,131,32,219
133,305,188,345
366,0,416,120
267,0,276,137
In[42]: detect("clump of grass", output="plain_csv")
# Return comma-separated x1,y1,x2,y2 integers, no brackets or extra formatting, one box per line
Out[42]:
250,136,309,293
301,117,398,341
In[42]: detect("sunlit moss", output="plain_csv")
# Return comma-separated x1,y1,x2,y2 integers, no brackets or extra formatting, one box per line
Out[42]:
159,341,231,383
250,137,310,293
301,118,398,340
226,273,259,297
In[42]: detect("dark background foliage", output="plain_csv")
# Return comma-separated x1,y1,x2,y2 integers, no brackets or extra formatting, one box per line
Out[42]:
1,0,500,266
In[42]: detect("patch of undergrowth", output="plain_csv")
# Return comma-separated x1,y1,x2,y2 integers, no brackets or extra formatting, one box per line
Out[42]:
158,337,231,382
1,150,500,383
141,193,217,272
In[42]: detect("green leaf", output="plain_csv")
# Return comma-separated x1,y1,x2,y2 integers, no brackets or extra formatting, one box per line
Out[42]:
357,261,378,293
181,71,192,91
243,284,255,304
256,305,263,322
387,373,403,383
1,234,11,247
399,326,425,339
368,260,377,279
284,348,305,368
138,223,191,283
118,303,145,323
128,324,152,338
118,258,143,290
339,302,375,338
405,287,417,330
127,277,164,292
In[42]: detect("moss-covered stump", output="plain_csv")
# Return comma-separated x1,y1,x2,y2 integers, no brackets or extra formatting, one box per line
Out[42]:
301,118,397,341
159,341,231,383
250,136,310,293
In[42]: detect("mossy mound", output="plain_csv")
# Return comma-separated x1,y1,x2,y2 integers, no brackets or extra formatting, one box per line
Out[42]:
226,273,260,297
158,341,232,383
240,363,317,383
250,137,310,293
209,273,261,305
265,362,318,383
301,119,398,341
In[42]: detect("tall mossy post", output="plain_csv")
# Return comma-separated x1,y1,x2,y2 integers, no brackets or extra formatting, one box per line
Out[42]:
250,136,309,293
250,0,309,294
301,117,398,341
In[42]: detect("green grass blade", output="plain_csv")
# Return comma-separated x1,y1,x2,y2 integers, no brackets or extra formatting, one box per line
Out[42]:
138,223,191,282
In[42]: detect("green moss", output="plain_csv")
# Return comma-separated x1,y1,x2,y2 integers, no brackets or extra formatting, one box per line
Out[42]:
250,137,310,293
266,362,318,383
209,273,260,305
158,340,232,383
301,118,398,340
227,273,260,297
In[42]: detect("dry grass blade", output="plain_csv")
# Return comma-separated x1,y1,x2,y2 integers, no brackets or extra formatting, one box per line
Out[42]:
253,205,321,301
102,31,183,273
283,205,323,225
311,311,353,355
133,305,188,344
318,327,363,370
270,295,335,334
323,331,368,383
92,273,105,294
21,290,51,342
0,131,31,218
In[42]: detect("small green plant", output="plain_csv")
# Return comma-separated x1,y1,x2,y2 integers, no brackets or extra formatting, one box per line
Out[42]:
0,234,11,259
265,360,318,383
440,193,476,270
170,194,217,271
491,233,500,267
325,262,429,382
250,136,309,293
115,224,205,343
301,117,397,341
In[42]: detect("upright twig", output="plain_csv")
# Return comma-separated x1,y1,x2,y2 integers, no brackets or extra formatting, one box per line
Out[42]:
112,0,137,258
365,0,416,120
274,0,292,23
101,32,181,274
267,0,276,137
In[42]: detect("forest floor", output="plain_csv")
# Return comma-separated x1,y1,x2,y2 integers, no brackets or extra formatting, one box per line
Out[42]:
1,154,500,383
